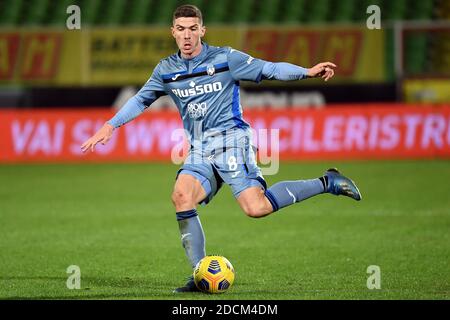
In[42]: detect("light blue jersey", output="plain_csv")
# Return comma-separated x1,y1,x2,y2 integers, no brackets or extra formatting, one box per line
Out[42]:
108,42,309,202
156,44,263,138
108,42,308,143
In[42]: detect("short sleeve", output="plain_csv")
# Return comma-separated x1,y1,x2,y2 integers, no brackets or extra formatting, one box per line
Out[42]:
227,48,266,83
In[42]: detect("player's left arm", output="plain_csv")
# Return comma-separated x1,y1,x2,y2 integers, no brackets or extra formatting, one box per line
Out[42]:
262,61,337,82
227,48,336,82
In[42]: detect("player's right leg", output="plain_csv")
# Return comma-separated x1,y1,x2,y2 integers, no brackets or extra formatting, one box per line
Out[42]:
171,173,208,293
172,157,222,293
172,173,207,212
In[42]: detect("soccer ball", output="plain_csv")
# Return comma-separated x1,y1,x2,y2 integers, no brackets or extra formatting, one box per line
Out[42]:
193,255,235,294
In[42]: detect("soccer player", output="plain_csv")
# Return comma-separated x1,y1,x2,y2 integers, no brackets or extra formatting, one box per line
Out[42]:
81,4,362,293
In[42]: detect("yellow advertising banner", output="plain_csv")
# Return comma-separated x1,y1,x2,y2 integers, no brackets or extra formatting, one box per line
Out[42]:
241,26,385,83
88,28,177,85
0,28,83,85
404,79,450,103
87,27,243,85
0,26,385,86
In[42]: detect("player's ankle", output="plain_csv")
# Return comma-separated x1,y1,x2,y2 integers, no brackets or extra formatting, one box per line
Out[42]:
319,176,328,192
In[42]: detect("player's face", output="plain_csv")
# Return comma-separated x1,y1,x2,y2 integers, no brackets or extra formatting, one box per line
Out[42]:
172,17,206,59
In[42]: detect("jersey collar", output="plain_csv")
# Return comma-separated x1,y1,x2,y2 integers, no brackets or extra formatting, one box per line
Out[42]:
177,42,209,63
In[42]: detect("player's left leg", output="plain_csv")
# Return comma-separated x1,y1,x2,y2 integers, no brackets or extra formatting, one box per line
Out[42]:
236,186,273,218
213,138,333,218
237,168,362,218
214,128,361,218
236,177,326,218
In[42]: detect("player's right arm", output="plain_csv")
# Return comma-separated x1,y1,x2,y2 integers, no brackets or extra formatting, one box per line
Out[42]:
81,63,166,153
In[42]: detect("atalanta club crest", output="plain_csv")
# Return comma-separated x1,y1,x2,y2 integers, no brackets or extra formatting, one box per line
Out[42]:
207,65,215,76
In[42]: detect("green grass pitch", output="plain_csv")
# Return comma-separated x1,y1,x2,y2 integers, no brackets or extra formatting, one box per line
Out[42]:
0,161,449,300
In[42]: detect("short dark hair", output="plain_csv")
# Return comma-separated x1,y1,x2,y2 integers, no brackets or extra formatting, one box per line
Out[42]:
173,4,203,25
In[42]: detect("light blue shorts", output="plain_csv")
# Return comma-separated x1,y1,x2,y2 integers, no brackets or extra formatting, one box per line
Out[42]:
176,128,267,205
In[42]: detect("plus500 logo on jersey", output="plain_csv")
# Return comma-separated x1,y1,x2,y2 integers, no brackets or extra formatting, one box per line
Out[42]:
171,82,223,98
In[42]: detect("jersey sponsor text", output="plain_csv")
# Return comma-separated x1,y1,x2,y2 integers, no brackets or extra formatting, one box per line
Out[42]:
171,82,223,98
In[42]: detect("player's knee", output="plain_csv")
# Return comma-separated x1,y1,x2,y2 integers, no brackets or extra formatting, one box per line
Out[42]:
238,189,272,218
242,204,266,218
171,190,194,208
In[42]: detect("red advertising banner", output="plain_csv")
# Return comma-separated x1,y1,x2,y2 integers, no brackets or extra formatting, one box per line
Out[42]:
0,105,449,163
